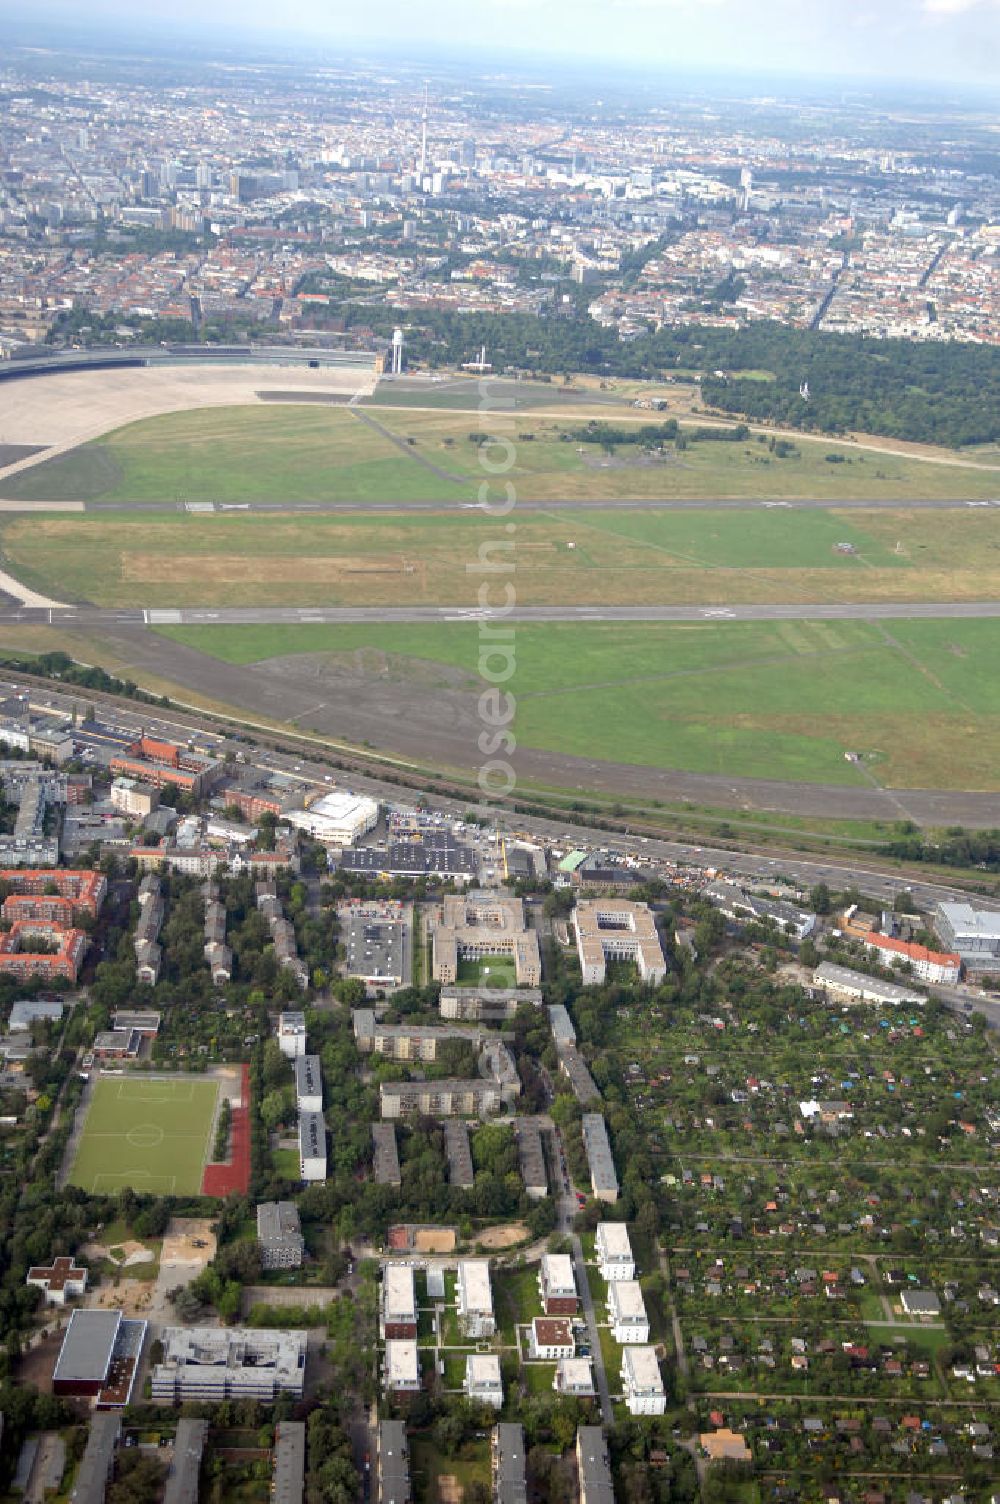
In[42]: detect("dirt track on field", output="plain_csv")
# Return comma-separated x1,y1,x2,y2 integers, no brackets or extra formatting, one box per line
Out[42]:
87,622,1000,827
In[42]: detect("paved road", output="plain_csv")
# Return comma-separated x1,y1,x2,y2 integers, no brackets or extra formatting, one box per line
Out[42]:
551,1128,613,1424
74,494,1000,514
8,600,1000,627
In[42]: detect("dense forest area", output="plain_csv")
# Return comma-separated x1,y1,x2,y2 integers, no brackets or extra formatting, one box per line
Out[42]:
340,303,1000,448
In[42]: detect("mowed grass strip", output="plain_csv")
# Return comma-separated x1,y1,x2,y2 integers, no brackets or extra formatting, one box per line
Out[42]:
3,402,999,505
8,506,1000,608
68,1075,220,1196
156,617,1000,790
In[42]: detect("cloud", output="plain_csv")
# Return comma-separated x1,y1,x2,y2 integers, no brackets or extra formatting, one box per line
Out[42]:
923,0,999,13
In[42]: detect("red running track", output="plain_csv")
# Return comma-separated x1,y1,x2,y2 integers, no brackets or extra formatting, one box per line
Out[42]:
202,1063,251,1197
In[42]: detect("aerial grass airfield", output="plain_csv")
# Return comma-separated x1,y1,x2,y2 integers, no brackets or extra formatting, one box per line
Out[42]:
2,348,1000,817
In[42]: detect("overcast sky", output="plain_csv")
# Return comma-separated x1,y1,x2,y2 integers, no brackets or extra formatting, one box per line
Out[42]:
7,0,1000,88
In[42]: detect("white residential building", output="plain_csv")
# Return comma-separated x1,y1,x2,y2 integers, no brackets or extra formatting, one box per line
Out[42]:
457,1260,495,1338
529,1317,575,1361
381,1265,417,1339
595,1222,635,1282
539,1253,578,1314
385,1339,421,1392
554,1357,595,1397
277,1011,307,1059
608,1280,649,1344
464,1353,503,1408
621,1346,666,1415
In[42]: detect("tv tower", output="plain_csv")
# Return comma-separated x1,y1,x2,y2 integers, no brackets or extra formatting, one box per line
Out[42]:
418,83,428,181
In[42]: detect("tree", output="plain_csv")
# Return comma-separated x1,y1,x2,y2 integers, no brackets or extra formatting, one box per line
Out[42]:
809,883,832,915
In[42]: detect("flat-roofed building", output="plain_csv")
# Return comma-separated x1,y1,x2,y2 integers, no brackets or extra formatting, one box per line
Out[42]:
574,899,666,985
353,1014,484,1062
439,987,542,1022
372,1122,402,1187
576,1428,614,1504
385,1339,421,1392
163,1418,208,1504
110,778,159,819
621,1345,665,1415
608,1280,649,1344
464,1352,503,1408
935,901,1000,974
515,1118,547,1199
431,891,541,987
8,998,64,1031
539,1253,577,1315
381,1265,417,1339
294,1054,323,1113
343,907,407,990
812,961,924,1006
53,1308,145,1407
298,1111,326,1183
481,1039,521,1104
277,1011,307,1059
493,1424,527,1504
339,837,477,881
287,790,378,846
271,1422,306,1504
548,1003,576,1046
151,1327,306,1402
557,1044,601,1106
71,1413,121,1504
380,1078,501,1120
529,1317,574,1360
555,1356,595,1397
596,1222,634,1282
257,1202,304,1271
444,1119,474,1188
378,1420,411,1504
457,1260,495,1338
582,1114,618,1203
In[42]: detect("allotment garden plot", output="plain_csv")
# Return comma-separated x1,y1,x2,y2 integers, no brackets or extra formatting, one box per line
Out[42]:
68,1074,220,1196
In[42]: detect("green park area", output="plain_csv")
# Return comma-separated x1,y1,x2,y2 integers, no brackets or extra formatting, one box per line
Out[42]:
157,615,1000,789
68,1075,220,1196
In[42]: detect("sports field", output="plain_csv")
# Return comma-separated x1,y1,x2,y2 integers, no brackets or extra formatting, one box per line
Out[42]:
157,616,1000,789
68,1075,220,1196
2,403,998,505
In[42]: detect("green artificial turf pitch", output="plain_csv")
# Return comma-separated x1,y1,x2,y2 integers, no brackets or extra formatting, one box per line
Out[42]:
68,1075,220,1196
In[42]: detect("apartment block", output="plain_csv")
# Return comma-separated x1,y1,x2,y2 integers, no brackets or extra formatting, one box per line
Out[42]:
539,1253,578,1315
456,1260,495,1338
608,1280,649,1344
621,1345,666,1415
582,1114,618,1203
379,1079,501,1120
381,1265,417,1339
595,1222,634,1282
